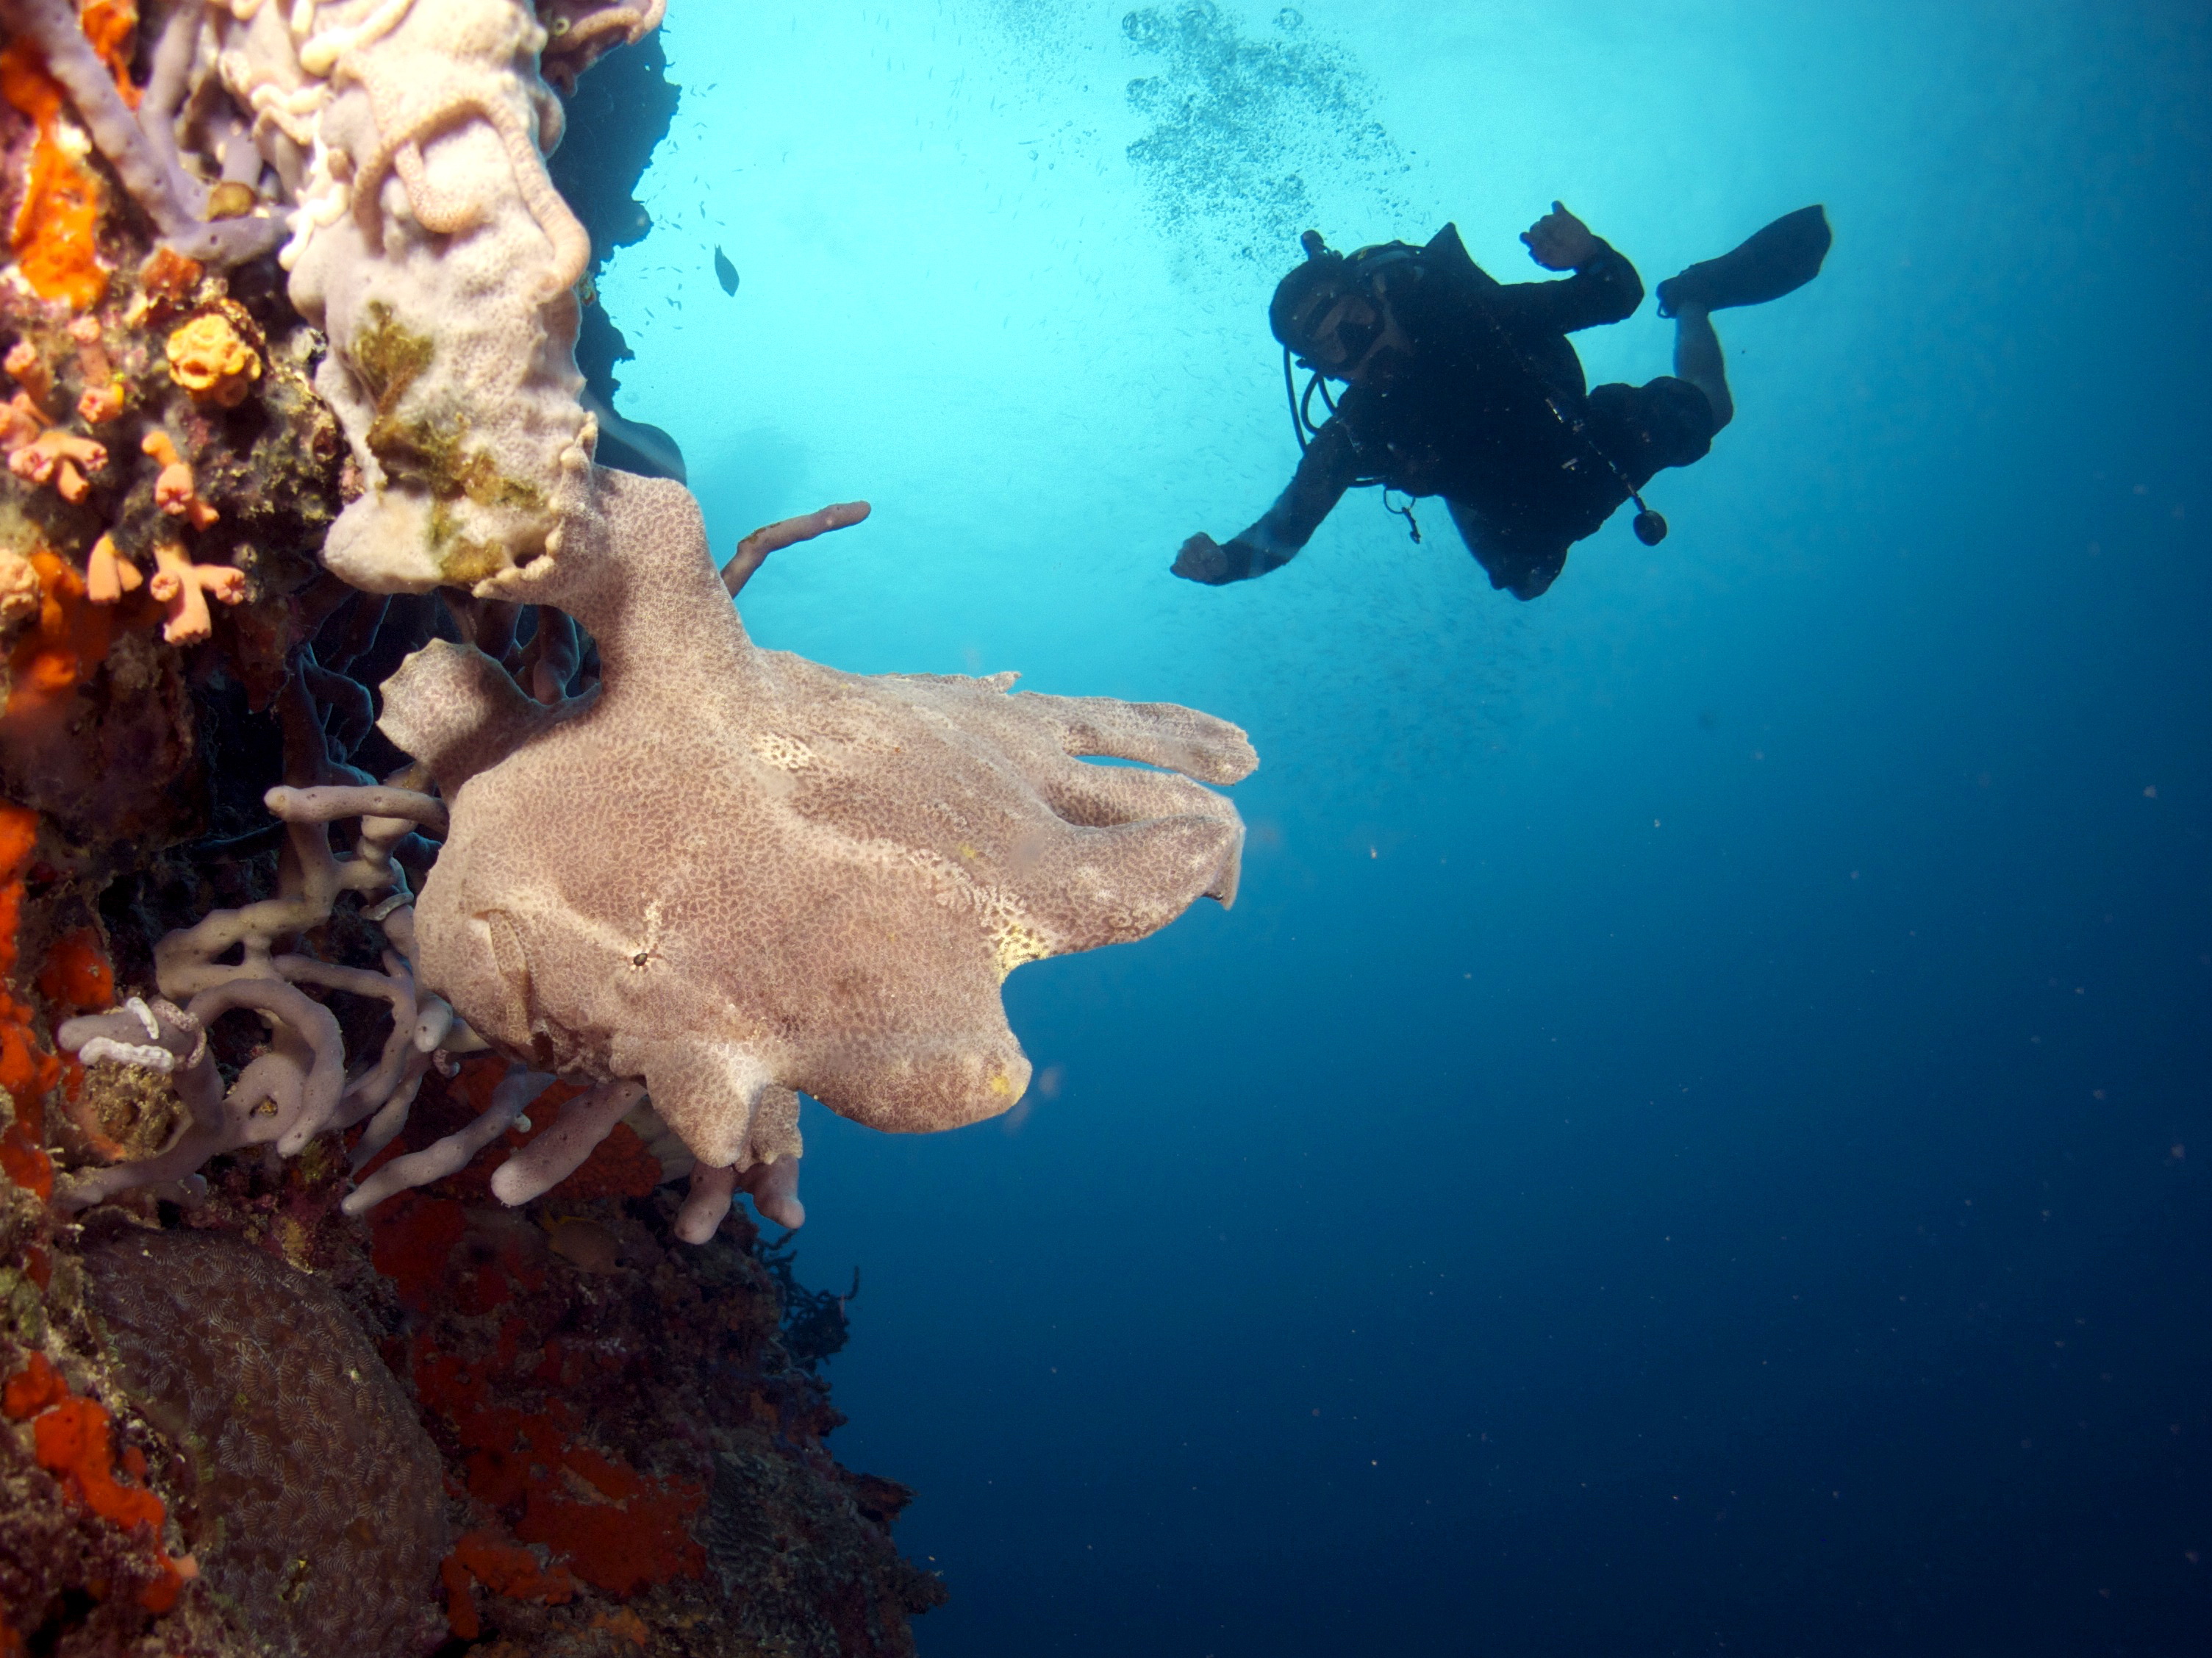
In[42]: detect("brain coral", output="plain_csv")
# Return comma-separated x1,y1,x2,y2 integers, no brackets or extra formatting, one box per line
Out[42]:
82,1228,449,1658
381,469,1255,1184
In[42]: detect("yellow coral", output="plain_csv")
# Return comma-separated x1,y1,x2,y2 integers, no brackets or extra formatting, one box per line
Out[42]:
165,313,262,409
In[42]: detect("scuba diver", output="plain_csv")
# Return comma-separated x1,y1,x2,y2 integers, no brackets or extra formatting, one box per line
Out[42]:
1172,201,1831,600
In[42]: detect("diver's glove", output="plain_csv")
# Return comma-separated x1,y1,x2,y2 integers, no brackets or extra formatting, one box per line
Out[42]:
1171,533,1257,585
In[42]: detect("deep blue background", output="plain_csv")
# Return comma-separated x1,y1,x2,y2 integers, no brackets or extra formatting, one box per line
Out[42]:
602,3,2209,1651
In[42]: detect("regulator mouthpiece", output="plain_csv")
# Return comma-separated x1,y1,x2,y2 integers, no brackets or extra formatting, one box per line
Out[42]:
1632,507,1669,546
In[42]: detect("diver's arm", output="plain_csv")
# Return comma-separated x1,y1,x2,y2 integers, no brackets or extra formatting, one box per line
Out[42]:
1173,420,1360,585
1511,201,1643,332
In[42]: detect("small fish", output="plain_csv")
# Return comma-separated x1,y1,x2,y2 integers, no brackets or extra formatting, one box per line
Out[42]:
545,1215,625,1274
713,246,739,296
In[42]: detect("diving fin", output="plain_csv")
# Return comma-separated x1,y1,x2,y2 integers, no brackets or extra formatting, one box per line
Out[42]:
1656,204,1831,319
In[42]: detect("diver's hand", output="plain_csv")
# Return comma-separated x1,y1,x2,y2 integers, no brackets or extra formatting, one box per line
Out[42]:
1173,533,1228,584
1522,201,1599,271
1173,533,1245,585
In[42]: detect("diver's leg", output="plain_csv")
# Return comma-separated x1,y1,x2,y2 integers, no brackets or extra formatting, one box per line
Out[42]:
1446,499,1567,601
1672,305,1734,432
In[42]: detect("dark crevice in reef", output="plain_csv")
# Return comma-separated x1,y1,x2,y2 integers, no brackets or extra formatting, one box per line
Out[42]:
549,29,681,280
549,31,690,483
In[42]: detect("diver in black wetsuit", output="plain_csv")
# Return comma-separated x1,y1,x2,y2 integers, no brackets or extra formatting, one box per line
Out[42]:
1173,201,1830,600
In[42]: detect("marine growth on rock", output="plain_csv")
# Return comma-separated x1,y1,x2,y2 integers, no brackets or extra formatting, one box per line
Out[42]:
0,0,1259,1650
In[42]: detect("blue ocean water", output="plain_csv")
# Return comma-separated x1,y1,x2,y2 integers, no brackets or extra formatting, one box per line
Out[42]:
598,3,2209,1651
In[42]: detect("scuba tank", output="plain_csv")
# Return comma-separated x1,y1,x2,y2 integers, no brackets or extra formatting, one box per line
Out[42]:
1281,229,1669,546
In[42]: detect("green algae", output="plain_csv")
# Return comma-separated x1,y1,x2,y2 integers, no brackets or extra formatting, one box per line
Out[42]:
349,301,549,579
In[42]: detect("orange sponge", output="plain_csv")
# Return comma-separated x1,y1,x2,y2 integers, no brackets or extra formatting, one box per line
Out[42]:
3,1351,66,1418
441,1528,576,1639
36,927,112,1011
0,804,59,1168
0,39,110,311
5,1351,187,1612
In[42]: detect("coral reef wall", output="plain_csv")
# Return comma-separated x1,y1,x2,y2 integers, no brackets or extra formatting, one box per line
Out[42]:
0,0,1259,1647
0,3,959,1651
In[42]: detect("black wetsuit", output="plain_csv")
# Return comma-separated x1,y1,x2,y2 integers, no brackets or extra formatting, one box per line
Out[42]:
1226,224,1717,599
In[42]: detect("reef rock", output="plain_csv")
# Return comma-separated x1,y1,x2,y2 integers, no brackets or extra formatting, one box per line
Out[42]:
82,1226,451,1658
383,469,1256,1175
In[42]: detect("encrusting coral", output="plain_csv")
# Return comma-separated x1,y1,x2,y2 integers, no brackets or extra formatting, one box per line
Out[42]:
210,0,604,590
81,1225,451,1658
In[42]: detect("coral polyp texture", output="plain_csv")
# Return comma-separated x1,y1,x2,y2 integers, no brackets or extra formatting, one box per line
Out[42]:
80,1226,451,1658
0,0,1257,1649
387,470,1256,1215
